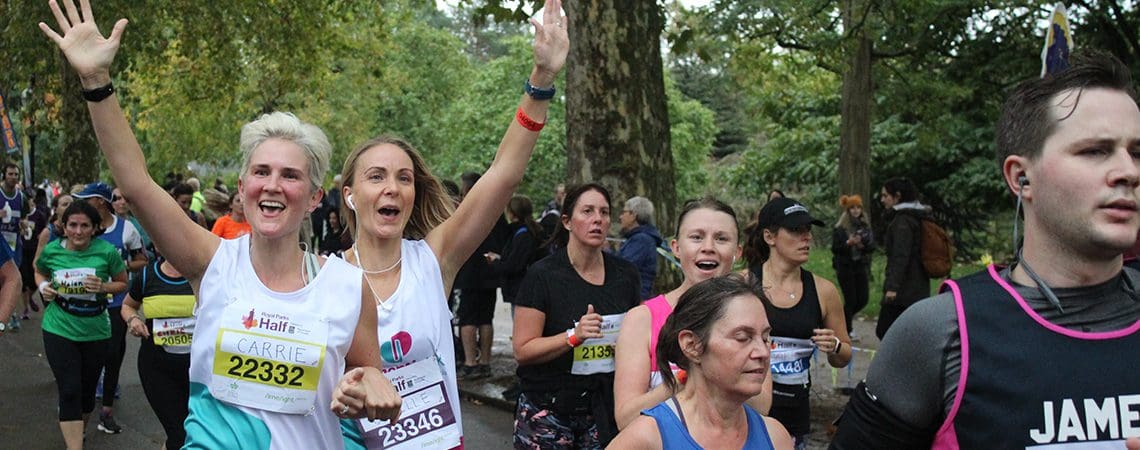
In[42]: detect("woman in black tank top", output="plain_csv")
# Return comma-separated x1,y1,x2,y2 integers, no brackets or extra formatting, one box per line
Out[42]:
742,197,852,447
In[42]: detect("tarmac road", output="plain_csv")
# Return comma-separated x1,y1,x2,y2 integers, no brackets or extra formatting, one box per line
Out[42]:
0,310,514,450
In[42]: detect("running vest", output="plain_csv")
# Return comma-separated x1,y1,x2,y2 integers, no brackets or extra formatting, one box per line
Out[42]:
642,400,774,450
347,239,463,450
750,265,822,438
98,216,132,307
137,260,196,355
645,295,680,389
0,187,22,264
185,235,363,450
933,266,1140,449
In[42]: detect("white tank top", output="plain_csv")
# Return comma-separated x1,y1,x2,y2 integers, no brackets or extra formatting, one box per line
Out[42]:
354,239,462,449
189,235,363,449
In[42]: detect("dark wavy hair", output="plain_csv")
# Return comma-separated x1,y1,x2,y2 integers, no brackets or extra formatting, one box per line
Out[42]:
545,182,612,249
882,177,918,203
61,200,105,238
655,274,766,390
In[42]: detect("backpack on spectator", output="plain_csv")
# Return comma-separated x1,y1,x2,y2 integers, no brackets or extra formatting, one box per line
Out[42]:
920,216,954,278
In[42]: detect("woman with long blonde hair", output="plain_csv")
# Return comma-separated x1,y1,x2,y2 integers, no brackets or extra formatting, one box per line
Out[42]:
334,2,568,447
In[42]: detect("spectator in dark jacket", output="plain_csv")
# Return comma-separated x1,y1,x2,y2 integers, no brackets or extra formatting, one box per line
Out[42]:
454,172,510,379
486,195,547,311
618,196,662,299
831,194,875,339
538,183,564,247
877,177,930,339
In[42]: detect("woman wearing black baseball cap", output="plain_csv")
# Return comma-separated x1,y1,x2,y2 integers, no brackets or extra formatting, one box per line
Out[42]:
742,197,852,448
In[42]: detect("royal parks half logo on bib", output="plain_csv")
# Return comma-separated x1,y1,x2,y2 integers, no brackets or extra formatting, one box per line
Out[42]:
382,331,413,364
240,308,315,338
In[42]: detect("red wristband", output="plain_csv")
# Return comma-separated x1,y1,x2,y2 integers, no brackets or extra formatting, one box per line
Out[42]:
516,106,545,132
567,331,582,347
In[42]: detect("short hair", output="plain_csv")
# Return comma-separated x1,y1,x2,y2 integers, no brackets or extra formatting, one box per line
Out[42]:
186,177,200,191
655,274,765,390
882,177,918,203
239,111,331,193
171,183,195,198
339,135,454,240
624,196,655,225
61,200,104,237
996,51,1136,166
2,163,18,174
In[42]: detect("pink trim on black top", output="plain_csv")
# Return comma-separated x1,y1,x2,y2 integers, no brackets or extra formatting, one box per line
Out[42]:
931,279,968,450
987,264,1140,340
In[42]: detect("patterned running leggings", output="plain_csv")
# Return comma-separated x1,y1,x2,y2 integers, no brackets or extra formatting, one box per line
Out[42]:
513,392,600,450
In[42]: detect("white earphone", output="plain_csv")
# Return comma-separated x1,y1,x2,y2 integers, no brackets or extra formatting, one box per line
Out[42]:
346,194,356,211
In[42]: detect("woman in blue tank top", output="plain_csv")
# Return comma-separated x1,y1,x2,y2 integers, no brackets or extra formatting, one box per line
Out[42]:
609,275,793,450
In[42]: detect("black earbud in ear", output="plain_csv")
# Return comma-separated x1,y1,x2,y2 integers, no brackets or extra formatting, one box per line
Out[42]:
1018,175,1029,187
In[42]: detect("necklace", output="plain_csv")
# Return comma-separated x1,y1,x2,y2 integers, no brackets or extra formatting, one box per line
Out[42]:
362,273,395,309
762,264,798,300
351,244,402,274
767,285,797,300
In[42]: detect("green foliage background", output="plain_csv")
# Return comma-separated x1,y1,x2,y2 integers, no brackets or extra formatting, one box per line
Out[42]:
3,0,1138,263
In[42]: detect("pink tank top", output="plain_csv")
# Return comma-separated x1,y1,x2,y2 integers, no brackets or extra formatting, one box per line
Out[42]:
645,294,672,370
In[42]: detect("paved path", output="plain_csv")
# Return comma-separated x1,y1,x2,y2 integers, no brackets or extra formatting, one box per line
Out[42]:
0,309,516,449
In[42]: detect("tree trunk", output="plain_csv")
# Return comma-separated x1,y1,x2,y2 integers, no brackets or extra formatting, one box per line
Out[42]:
57,55,100,187
839,19,873,207
563,0,675,235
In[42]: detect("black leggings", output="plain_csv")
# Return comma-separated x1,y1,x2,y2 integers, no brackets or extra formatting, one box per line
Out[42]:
835,264,870,333
43,331,108,421
101,306,127,408
138,341,190,449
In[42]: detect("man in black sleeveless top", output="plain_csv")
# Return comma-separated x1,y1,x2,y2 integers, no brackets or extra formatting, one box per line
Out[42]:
832,51,1140,448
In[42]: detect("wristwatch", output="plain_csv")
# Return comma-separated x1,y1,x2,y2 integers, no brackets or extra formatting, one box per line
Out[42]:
523,79,556,100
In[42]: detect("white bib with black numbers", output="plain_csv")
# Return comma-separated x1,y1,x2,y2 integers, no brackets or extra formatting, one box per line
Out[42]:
571,313,625,375
769,336,815,385
54,267,97,301
153,317,195,354
358,357,461,449
208,298,329,415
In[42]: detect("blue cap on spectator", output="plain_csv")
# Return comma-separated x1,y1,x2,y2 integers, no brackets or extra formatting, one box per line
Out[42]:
74,182,113,203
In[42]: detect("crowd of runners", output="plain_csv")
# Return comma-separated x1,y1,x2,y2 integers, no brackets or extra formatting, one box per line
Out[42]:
2,0,1137,449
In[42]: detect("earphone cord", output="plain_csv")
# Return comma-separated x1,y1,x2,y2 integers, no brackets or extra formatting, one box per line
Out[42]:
1014,248,1065,314
1012,184,1023,255
1011,178,1064,313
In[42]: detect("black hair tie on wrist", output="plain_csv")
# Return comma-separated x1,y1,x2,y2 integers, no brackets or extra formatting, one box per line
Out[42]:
81,83,115,102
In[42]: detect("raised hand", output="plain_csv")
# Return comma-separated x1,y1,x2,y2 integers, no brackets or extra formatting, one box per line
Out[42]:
530,0,569,85
38,0,129,84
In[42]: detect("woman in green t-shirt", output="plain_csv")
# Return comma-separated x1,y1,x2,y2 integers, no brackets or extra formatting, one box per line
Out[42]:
35,200,127,449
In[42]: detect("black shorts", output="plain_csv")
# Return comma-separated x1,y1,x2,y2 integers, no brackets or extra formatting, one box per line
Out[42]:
19,249,35,290
456,288,496,326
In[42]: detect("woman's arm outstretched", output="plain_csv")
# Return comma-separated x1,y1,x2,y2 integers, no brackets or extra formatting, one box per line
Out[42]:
39,0,219,280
